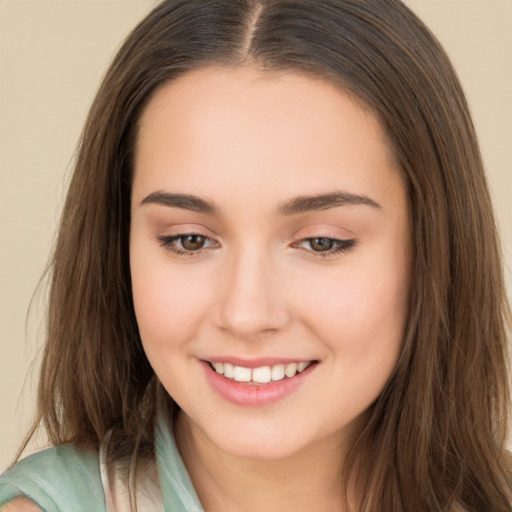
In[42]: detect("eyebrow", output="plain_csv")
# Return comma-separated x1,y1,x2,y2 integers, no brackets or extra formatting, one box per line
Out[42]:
140,191,219,214
139,190,381,215
277,192,381,214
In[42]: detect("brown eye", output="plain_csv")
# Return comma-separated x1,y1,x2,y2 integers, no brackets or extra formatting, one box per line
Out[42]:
180,234,206,251
294,236,357,257
157,233,219,255
308,238,335,252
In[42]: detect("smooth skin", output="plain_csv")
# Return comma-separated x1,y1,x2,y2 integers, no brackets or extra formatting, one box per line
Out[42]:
130,66,411,512
5,66,411,512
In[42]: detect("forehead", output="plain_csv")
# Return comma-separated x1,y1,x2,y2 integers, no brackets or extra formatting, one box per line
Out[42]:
133,65,403,211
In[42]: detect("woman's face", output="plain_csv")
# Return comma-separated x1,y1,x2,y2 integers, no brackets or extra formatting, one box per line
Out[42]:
130,66,410,460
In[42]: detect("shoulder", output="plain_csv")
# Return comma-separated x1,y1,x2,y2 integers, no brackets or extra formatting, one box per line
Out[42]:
1,496,41,511
0,443,104,511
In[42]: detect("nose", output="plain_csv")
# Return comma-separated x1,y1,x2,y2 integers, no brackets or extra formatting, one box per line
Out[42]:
214,248,291,340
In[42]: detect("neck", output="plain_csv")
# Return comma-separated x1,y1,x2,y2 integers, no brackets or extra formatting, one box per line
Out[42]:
175,413,358,512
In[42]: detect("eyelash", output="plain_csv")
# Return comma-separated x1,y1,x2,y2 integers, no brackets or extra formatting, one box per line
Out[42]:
157,234,218,257
157,234,357,258
293,237,357,257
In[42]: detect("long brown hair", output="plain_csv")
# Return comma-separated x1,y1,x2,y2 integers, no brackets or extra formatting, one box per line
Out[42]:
20,0,511,510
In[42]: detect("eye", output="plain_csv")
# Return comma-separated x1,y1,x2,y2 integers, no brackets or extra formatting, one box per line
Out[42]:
179,234,208,251
157,233,219,255
295,237,356,256
309,237,336,252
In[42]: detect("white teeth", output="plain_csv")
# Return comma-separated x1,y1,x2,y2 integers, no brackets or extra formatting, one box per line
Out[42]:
252,366,272,384
271,364,285,381
285,363,298,377
224,363,234,379
233,366,252,382
211,361,313,383
297,361,309,372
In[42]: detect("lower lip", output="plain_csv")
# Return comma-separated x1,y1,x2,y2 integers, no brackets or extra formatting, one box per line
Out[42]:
201,361,316,407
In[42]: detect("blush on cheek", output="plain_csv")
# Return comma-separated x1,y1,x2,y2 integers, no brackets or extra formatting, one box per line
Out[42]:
304,269,407,352
132,270,213,351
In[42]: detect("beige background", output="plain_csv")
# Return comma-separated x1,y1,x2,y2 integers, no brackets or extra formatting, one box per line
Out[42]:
1,0,511,471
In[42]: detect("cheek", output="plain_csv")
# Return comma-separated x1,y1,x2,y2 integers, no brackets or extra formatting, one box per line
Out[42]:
307,267,407,322
130,245,213,352
296,247,410,360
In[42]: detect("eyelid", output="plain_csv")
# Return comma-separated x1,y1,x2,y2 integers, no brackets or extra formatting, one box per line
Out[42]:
154,225,356,258
289,223,358,257
157,230,220,256
292,236,357,257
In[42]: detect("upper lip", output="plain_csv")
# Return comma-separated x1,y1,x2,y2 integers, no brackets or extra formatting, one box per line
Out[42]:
202,357,316,368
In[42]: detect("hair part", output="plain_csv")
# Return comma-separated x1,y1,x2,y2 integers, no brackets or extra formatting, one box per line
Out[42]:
20,1,511,511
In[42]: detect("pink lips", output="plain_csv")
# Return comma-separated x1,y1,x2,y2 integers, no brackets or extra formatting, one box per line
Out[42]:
201,359,317,407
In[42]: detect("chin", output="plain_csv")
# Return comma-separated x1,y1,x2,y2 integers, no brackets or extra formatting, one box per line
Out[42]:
198,416,339,461
216,433,309,461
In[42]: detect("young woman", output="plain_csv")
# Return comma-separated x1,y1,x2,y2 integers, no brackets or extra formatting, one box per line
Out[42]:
1,1,510,511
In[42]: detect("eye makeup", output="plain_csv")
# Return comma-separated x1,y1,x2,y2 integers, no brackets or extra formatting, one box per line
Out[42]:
156,232,357,259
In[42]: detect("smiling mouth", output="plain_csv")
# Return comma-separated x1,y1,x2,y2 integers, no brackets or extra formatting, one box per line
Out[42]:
206,360,316,385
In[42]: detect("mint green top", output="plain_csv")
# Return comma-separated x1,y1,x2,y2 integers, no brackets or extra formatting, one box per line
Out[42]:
0,416,204,512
